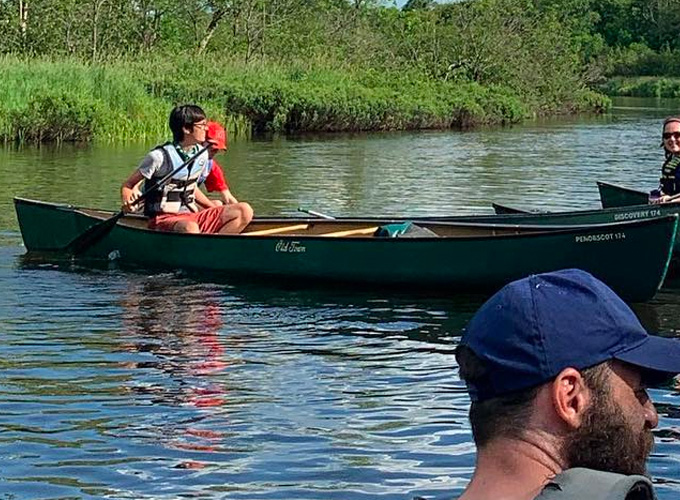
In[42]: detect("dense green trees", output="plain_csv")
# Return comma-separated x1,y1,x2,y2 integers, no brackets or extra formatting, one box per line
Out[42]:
0,0,676,141
1,0,677,72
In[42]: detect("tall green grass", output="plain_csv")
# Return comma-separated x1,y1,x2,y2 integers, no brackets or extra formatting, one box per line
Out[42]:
0,57,166,143
0,55,607,144
0,57,250,143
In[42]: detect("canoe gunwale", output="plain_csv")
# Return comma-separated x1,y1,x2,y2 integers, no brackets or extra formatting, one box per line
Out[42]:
13,196,680,243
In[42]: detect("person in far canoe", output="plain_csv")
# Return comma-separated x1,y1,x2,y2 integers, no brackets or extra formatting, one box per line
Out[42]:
456,268,680,500
196,121,254,228
120,105,252,234
652,116,680,203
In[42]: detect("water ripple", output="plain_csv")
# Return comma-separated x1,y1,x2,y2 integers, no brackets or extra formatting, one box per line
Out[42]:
2,101,680,498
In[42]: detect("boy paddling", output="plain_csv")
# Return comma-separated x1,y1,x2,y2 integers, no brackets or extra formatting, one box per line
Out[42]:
121,105,252,234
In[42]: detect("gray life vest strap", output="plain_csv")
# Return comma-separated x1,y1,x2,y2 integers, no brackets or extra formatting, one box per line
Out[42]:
535,468,656,500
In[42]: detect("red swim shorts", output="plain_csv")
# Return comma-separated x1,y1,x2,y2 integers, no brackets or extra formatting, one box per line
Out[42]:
149,206,226,234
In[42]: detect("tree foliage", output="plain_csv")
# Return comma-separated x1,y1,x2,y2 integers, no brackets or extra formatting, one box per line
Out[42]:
403,0,435,11
1,0,677,73
1,0,678,141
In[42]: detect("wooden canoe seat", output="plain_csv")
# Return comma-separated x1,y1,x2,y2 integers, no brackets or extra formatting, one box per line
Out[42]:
244,224,309,236
320,226,379,237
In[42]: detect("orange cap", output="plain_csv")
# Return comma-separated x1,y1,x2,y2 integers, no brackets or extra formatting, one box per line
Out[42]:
206,121,228,150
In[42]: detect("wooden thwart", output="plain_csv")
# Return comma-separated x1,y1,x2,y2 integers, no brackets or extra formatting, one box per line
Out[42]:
320,226,379,237
244,224,379,237
245,224,309,236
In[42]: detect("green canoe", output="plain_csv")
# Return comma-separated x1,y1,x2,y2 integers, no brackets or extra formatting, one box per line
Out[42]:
303,200,680,267
476,202,680,230
437,200,680,267
306,199,680,237
598,181,651,208
14,197,678,302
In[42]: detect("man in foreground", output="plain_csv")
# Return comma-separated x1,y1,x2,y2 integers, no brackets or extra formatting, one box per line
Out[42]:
455,268,680,500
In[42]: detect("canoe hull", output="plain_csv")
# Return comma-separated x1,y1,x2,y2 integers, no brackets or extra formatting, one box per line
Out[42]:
597,181,650,208
14,198,677,302
343,200,680,259
477,195,680,259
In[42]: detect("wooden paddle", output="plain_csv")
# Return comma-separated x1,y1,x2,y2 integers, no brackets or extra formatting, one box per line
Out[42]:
63,144,209,255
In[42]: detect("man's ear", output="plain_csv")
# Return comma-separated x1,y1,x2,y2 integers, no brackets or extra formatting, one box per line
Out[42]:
550,367,590,429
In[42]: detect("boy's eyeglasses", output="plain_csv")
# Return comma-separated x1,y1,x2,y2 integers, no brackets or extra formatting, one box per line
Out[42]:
193,122,208,130
663,131,680,140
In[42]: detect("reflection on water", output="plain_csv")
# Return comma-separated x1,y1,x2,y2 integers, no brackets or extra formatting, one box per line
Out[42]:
1,97,680,498
1,255,476,499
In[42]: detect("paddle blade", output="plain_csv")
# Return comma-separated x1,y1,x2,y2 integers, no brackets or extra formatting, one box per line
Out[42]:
63,211,125,255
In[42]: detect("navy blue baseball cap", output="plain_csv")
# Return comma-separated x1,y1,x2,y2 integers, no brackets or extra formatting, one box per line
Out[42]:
459,268,680,402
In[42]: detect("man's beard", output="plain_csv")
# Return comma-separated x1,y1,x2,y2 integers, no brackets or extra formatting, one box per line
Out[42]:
564,388,654,476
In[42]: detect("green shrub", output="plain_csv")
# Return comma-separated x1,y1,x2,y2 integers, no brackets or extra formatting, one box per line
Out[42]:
601,76,680,98
0,55,607,143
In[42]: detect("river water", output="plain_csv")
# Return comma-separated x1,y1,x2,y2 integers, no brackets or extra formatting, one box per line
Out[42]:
2,98,680,499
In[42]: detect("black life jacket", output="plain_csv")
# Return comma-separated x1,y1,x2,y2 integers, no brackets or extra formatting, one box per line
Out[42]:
143,143,209,217
659,154,680,196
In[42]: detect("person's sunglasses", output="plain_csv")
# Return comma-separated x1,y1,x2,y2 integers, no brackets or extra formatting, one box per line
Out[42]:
663,131,680,140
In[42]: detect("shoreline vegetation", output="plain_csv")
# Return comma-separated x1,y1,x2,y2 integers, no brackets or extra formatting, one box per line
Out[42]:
0,56,606,144
601,77,680,99
2,0,680,143
0,57,504,143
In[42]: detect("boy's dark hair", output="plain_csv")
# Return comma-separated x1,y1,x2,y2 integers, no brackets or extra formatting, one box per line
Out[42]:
455,344,610,447
169,105,206,143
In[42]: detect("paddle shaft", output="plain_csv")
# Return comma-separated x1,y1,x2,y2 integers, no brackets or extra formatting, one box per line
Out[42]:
64,144,209,255
128,143,210,210
297,207,336,220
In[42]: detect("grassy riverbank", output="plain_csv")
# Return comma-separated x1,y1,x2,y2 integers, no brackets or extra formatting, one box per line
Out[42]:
0,57,609,144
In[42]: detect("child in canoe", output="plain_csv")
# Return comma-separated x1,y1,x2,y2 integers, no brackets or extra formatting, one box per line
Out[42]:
196,121,254,227
120,105,253,234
